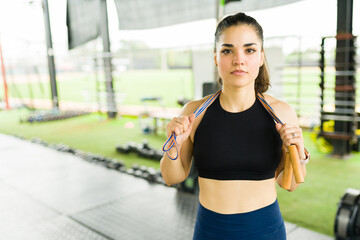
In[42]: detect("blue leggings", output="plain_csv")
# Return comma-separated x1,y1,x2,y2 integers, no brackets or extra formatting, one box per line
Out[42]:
193,199,286,240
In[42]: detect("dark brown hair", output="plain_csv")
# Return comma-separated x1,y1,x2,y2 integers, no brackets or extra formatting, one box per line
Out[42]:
214,12,270,93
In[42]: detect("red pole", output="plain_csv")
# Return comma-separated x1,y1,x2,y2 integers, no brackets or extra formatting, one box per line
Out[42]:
0,40,10,110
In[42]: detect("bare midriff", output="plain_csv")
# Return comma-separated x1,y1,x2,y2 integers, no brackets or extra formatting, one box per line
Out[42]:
198,177,277,214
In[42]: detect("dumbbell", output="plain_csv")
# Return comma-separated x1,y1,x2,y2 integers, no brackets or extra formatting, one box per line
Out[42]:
74,150,85,158
106,159,125,170
141,140,151,150
116,145,131,154
137,148,149,158
30,137,48,146
83,153,98,162
146,167,158,182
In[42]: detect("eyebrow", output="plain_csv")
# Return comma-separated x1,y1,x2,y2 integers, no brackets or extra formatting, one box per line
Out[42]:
221,43,258,47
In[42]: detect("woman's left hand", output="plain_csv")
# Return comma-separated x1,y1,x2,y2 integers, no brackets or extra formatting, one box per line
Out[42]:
276,123,306,160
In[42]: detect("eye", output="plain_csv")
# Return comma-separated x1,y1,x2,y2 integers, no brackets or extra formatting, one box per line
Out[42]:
246,48,256,54
221,49,231,55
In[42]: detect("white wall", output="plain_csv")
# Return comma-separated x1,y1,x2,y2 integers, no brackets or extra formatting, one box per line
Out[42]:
192,50,215,100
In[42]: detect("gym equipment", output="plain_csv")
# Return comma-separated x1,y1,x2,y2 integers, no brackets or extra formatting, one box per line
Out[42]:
11,134,25,140
21,109,89,123
105,159,125,170
116,140,163,161
30,137,48,146
24,136,170,188
139,165,148,172
153,170,164,185
131,165,150,179
128,164,164,184
117,165,127,172
283,145,307,190
74,149,84,156
145,167,158,183
310,122,334,154
131,164,140,171
335,188,360,240
138,96,167,135
95,155,110,167
177,97,190,107
134,169,143,178
52,143,76,154
83,153,99,163
82,152,92,162
126,168,135,175
319,35,358,156
116,141,137,154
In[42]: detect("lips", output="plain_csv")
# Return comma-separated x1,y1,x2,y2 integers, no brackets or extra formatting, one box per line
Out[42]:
231,70,247,76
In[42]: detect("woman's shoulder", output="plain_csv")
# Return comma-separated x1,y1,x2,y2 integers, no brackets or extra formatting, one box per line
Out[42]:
179,94,214,116
261,93,290,109
261,93,298,125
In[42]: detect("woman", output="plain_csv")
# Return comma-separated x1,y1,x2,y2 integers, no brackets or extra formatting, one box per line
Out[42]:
160,12,309,240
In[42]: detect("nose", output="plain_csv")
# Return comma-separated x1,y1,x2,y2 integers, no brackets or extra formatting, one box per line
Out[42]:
232,50,245,66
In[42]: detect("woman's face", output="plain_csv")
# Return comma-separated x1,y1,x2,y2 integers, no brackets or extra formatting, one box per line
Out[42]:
214,24,264,89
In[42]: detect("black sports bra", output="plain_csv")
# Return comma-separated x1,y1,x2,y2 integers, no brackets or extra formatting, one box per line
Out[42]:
193,96,282,181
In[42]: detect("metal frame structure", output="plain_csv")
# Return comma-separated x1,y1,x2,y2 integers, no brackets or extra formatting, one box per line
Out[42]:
318,0,358,157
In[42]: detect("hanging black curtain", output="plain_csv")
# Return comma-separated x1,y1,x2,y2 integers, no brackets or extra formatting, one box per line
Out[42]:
113,0,301,30
66,0,101,50
66,0,302,48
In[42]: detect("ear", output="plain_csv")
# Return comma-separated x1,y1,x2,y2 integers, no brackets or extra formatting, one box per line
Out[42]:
214,50,218,66
260,50,265,67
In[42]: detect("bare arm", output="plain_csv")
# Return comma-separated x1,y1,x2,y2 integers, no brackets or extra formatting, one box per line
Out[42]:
160,133,194,186
160,100,203,186
265,95,307,192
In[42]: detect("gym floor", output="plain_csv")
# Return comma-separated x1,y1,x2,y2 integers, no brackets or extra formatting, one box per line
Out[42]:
0,133,333,240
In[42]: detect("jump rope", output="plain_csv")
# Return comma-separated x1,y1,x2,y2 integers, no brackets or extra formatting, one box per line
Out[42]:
162,89,307,190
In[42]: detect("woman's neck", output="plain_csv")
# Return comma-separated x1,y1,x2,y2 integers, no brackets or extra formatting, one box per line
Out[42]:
220,86,256,112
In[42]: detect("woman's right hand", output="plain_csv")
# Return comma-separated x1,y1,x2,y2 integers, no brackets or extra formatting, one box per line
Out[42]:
166,113,195,146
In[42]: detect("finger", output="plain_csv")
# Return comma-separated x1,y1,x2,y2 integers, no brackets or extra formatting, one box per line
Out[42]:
175,127,181,136
183,115,190,125
278,123,290,137
285,132,300,140
282,126,298,136
183,114,195,132
298,147,305,160
284,145,289,153
168,120,184,137
291,128,303,139
285,137,304,156
189,113,195,124
176,123,184,133
174,117,182,124
284,131,300,142
281,130,299,142
295,139,305,159
291,140,305,159
275,123,282,132
178,116,188,132
171,120,182,134
283,139,292,147
284,135,300,146
167,121,176,135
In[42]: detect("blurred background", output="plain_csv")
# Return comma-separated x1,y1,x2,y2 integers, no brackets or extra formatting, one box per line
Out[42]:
1,0,360,239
